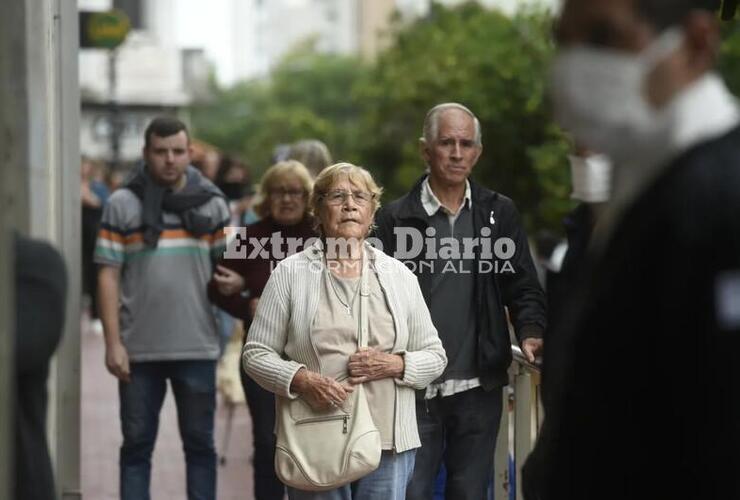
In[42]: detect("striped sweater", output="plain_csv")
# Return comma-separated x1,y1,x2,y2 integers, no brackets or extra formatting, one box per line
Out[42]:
243,241,447,452
95,185,230,361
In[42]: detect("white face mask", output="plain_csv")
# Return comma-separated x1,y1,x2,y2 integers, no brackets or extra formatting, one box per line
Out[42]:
550,29,684,163
569,154,612,203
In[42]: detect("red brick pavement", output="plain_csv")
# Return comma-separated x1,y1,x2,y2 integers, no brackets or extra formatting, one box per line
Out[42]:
81,321,255,499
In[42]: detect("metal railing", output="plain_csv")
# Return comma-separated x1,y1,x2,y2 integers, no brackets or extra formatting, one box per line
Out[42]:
493,345,543,500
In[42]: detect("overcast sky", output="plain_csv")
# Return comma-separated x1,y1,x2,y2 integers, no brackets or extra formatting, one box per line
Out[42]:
171,0,237,84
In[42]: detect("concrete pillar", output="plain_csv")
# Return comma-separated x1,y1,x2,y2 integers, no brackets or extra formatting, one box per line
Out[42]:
53,2,83,498
31,1,82,497
0,0,29,495
1,0,81,498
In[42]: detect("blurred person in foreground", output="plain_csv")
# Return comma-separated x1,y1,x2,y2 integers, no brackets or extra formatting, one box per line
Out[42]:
96,117,230,500
208,160,316,500
374,103,546,500
14,233,67,500
524,1,740,499
243,163,447,499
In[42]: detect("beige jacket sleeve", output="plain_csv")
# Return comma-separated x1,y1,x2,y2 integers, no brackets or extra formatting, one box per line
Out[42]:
242,262,306,399
395,264,447,389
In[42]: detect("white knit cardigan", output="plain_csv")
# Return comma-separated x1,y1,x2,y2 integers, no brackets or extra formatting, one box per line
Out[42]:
243,240,447,452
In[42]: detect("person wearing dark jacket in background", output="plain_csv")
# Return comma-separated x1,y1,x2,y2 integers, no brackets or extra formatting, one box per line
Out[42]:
375,103,546,500
524,1,740,499
14,233,67,500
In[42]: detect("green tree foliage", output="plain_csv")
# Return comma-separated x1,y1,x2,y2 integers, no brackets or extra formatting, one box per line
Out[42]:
190,39,368,173
190,2,740,233
719,21,740,97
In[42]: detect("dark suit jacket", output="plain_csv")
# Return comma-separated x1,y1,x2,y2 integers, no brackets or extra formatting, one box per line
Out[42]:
525,126,740,499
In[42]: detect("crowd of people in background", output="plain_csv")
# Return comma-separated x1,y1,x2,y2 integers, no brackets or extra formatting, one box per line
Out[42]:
79,138,330,330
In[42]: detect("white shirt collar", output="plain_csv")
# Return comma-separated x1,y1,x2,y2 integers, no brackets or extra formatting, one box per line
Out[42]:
594,73,740,249
420,176,472,217
670,73,740,153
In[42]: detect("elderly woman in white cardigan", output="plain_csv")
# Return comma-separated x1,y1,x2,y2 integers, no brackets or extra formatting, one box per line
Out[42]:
243,162,446,500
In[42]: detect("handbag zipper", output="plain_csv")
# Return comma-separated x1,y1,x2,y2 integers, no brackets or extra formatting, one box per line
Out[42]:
296,414,350,434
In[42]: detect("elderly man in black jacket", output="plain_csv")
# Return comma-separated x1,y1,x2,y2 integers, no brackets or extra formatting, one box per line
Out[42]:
375,102,546,500
523,1,740,499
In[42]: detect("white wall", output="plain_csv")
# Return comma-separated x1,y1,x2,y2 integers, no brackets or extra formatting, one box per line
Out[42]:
80,34,190,105
78,0,112,10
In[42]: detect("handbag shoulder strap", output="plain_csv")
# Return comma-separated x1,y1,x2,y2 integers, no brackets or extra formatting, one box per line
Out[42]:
358,254,370,349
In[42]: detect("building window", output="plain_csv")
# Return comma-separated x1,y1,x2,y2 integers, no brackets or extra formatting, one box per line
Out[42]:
113,0,142,30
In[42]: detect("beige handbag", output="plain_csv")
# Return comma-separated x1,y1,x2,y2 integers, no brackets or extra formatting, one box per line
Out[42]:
274,260,381,491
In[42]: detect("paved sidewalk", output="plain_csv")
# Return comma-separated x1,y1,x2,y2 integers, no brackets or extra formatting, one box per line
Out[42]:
81,320,254,499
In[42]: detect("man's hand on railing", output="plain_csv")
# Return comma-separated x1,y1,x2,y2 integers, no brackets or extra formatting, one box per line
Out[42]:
521,338,543,365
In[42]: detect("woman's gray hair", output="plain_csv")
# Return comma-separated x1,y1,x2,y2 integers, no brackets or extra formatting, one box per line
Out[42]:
421,102,482,146
288,139,333,177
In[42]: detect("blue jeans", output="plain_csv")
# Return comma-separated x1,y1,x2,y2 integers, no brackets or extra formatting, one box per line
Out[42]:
240,368,284,500
119,360,217,500
287,450,416,500
215,308,235,356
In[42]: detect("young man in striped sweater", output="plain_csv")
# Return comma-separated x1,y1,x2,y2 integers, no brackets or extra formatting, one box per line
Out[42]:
95,117,230,500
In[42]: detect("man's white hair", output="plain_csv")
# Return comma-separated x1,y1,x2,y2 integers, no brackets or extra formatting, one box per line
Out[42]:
421,102,482,146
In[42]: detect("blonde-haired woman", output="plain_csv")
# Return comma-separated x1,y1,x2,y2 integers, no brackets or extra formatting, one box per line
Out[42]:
244,163,447,499
208,160,316,500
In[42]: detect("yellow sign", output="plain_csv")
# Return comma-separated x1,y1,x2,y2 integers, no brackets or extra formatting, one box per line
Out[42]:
81,10,130,49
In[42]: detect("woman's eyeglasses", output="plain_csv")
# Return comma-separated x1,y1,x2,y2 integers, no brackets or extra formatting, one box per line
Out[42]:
270,188,305,200
322,190,375,206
